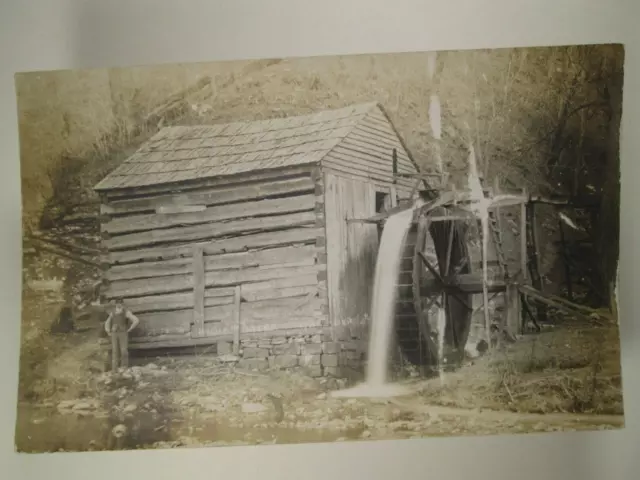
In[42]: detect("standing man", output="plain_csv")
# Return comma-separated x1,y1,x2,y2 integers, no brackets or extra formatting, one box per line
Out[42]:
104,299,140,371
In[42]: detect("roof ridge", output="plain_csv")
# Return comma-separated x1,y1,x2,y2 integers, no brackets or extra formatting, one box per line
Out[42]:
160,102,380,132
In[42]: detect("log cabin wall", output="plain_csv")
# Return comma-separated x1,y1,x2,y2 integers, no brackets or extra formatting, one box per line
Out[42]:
99,166,328,350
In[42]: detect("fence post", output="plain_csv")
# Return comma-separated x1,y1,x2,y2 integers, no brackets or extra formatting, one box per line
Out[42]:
505,283,522,337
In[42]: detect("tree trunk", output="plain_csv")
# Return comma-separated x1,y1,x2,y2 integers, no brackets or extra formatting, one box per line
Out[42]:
595,50,624,309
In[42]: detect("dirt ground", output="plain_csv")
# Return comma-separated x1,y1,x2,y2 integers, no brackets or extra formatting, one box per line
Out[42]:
15,279,624,453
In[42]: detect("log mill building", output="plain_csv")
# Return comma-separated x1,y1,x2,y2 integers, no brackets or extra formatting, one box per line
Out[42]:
94,103,421,375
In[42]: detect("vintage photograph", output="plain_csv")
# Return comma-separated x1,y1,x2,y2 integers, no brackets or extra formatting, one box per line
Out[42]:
15,45,624,453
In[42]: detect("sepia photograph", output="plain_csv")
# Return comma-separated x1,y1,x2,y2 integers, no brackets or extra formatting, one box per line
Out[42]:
14,44,625,453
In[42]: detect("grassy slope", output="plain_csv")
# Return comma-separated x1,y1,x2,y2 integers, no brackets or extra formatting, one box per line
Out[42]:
418,324,623,415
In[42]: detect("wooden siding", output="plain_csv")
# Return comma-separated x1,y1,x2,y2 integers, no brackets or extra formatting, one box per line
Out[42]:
323,108,418,189
101,166,317,202
106,244,318,282
100,169,328,346
105,263,321,299
320,107,420,326
101,181,316,220
104,227,323,265
104,210,316,250
324,173,380,324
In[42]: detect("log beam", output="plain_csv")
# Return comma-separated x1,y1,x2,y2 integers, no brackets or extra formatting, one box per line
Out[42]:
419,274,507,295
517,284,603,324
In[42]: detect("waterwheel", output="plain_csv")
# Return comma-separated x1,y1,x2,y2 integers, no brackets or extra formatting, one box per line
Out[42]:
394,206,476,372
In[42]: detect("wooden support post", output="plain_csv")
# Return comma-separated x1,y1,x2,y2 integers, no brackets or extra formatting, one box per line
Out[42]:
390,149,399,208
557,216,573,301
389,186,398,208
529,204,543,284
409,178,422,202
392,148,398,179
481,229,491,346
493,178,502,245
518,284,602,325
192,246,205,338
232,285,242,355
520,188,528,282
526,202,547,324
505,283,522,337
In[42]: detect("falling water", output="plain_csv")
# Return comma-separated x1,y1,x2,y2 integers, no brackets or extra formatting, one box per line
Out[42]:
466,146,492,340
365,207,416,386
332,50,447,398
429,96,443,173
332,202,424,399
428,50,447,380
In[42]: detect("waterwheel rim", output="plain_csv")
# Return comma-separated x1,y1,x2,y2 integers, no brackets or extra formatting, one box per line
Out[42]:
394,206,474,372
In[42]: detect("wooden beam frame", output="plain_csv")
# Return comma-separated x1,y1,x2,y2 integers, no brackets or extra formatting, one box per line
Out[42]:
419,274,507,295
517,284,603,325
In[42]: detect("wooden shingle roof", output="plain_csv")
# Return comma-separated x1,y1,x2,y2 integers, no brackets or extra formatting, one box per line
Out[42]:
94,102,416,191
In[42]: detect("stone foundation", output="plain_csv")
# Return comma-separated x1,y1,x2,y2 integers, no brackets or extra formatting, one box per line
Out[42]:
215,327,368,378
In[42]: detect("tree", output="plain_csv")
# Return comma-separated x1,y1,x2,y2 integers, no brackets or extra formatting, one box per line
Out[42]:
595,47,624,308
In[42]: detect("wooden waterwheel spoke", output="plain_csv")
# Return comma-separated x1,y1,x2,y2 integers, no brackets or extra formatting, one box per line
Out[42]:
444,220,456,276
452,257,469,275
445,292,473,311
417,251,445,285
418,248,472,311
424,299,442,312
